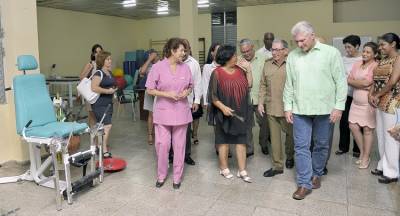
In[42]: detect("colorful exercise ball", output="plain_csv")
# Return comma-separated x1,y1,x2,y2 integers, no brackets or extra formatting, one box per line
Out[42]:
114,77,127,89
112,68,124,77
124,74,133,86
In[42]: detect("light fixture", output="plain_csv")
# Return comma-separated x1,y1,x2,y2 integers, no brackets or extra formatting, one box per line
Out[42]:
198,4,209,8
157,0,168,11
198,0,209,4
197,0,209,8
122,0,136,7
157,0,169,15
157,6,168,12
157,11,169,15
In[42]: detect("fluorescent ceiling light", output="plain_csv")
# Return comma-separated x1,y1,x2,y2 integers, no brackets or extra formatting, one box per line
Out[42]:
157,6,168,12
123,3,136,7
122,0,136,7
198,4,209,8
122,0,136,4
157,0,169,12
157,11,169,15
198,0,209,4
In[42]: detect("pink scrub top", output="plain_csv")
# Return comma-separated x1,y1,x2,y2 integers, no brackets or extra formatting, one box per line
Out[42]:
145,58,193,126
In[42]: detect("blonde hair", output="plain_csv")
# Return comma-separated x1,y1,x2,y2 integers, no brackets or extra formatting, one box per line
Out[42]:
96,51,111,70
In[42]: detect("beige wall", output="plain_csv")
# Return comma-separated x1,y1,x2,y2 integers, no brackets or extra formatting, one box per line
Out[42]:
198,14,212,57
334,0,400,22
180,0,199,59
37,7,140,76
38,7,211,76
0,0,40,163
0,6,211,163
237,0,400,49
136,14,212,57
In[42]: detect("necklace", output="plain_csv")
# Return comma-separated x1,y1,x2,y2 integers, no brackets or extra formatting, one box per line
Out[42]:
361,61,373,70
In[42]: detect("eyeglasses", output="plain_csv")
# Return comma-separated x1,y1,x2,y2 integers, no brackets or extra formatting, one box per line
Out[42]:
240,49,253,54
271,48,285,52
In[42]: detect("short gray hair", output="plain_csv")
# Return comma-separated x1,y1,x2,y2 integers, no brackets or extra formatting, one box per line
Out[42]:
291,21,314,36
239,38,253,46
272,39,289,49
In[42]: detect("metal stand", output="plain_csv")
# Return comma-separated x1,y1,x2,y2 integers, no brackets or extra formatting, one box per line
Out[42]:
0,125,105,210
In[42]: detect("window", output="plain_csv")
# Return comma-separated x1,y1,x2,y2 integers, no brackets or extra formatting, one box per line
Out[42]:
211,11,237,46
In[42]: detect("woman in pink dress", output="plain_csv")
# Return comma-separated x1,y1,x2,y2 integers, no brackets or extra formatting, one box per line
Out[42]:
348,42,379,169
146,38,193,189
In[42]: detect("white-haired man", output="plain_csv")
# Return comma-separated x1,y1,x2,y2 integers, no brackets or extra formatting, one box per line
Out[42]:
283,21,347,200
239,39,270,157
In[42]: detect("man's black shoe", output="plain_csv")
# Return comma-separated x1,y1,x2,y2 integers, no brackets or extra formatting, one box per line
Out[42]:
263,168,283,177
285,159,294,169
323,167,328,176
353,152,360,158
261,147,269,155
246,152,254,158
371,169,383,176
378,176,398,184
185,156,195,165
335,150,347,155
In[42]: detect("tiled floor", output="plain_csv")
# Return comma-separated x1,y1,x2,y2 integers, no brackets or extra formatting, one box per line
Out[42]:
0,110,399,216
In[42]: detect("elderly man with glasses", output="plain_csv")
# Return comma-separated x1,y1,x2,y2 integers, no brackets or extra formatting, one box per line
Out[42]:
258,39,295,178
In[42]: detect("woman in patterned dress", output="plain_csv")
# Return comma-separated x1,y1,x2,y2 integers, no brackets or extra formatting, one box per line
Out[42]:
208,45,253,183
369,33,400,184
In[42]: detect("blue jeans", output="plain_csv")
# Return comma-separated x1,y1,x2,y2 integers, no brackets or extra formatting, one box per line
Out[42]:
293,114,333,189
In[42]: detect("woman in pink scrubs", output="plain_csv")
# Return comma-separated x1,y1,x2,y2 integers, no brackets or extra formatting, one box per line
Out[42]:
146,38,193,189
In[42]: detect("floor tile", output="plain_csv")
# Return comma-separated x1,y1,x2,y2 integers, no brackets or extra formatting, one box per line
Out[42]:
1,112,399,215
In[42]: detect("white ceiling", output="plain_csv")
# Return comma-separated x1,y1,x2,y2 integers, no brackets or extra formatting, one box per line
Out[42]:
35,0,345,19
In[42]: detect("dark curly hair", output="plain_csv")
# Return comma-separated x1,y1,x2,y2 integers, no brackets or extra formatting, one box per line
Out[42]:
215,45,236,66
342,35,361,48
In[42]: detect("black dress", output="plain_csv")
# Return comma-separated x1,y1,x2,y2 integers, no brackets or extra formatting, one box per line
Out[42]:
91,70,115,125
207,66,253,144
192,98,203,119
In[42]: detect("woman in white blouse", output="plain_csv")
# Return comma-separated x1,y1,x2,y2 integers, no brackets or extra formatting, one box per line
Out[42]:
202,43,221,108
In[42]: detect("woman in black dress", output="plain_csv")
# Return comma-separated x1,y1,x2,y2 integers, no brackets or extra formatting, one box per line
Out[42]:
208,45,253,182
91,51,117,158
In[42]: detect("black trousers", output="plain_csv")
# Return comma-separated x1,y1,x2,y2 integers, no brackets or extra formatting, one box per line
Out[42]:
185,125,191,157
338,96,360,153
